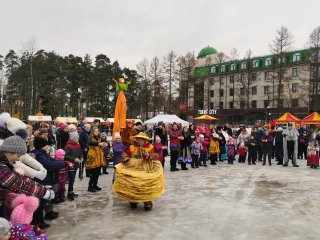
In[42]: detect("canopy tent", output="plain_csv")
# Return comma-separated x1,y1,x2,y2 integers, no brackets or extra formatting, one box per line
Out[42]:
194,114,219,121
55,117,78,124
274,112,301,124
28,115,52,122
83,117,105,123
301,112,320,124
144,114,189,126
106,118,142,124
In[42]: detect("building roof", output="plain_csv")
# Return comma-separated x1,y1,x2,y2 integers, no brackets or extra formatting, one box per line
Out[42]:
197,46,218,59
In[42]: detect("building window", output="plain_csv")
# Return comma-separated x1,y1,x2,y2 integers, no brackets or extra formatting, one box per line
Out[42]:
292,83,299,93
219,102,224,109
252,86,257,95
229,75,234,84
210,90,214,97
220,77,224,85
240,101,245,109
241,62,247,70
230,63,236,71
264,86,269,95
264,100,269,108
265,58,272,66
211,66,216,74
253,60,259,68
292,99,299,107
252,72,257,81
240,88,245,95
278,99,284,108
240,74,246,81
229,102,234,109
221,65,226,72
220,89,224,97
293,53,301,62
279,84,284,93
265,72,271,81
229,88,234,96
292,68,298,77
252,100,257,109
210,102,214,109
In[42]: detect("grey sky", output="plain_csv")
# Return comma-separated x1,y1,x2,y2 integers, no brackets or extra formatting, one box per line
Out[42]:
1,0,319,69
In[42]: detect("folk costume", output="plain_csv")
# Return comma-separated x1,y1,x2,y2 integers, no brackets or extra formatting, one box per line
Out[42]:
112,78,131,141
112,132,165,211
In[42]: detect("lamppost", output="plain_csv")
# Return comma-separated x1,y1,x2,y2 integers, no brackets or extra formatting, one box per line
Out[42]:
267,105,271,122
65,103,68,117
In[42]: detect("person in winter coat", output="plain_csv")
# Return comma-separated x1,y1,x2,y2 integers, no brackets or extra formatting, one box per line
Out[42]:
307,138,319,168
283,123,299,167
261,131,274,166
248,135,258,165
274,127,284,165
154,135,167,168
298,129,310,160
101,132,110,174
30,137,66,228
199,134,209,167
55,149,67,203
154,122,168,156
168,123,183,172
191,135,203,168
64,132,83,201
226,136,236,164
209,132,220,165
216,126,226,162
56,124,69,150
112,133,126,166
178,127,192,170
0,136,55,221
79,124,91,179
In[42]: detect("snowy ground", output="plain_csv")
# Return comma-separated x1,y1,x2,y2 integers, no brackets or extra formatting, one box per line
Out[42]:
46,158,320,240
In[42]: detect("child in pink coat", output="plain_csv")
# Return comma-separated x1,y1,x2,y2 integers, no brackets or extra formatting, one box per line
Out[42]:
55,149,66,202
154,135,167,168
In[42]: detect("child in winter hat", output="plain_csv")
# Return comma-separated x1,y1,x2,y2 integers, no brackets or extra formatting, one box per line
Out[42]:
55,149,67,202
9,194,48,239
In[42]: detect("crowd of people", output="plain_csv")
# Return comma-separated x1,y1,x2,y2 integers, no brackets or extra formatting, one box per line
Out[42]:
0,110,318,239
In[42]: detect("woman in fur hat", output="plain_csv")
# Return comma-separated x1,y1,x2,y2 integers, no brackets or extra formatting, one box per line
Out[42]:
112,132,165,211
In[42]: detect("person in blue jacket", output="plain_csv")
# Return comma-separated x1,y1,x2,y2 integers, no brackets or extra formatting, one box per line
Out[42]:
30,137,66,229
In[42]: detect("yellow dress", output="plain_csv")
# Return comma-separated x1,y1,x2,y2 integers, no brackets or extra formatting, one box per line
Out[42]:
112,144,165,202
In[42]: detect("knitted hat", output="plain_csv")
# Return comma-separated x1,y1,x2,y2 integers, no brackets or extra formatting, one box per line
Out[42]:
114,132,121,139
10,194,39,225
0,136,27,155
0,217,10,238
68,124,76,130
55,149,65,160
84,124,91,129
199,134,204,138
33,137,48,149
69,131,79,141
39,129,48,135
155,135,161,142
216,126,222,131
59,124,68,130
0,113,11,123
101,132,107,138
6,118,27,134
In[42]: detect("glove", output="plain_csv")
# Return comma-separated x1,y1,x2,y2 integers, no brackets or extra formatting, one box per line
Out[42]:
34,170,47,180
43,189,55,200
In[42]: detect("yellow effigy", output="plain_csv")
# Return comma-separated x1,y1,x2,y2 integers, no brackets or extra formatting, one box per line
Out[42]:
112,142,165,203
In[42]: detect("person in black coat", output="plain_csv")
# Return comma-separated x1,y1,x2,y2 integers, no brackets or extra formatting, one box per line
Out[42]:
79,124,91,178
248,135,258,165
154,123,168,154
56,124,70,150
216,126,226,161
274,127,284,165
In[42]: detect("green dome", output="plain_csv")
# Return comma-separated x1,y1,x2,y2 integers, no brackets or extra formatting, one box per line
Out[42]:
197,46,218,59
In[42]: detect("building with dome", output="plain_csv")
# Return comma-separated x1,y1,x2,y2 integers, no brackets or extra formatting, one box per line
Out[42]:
180,45,318,124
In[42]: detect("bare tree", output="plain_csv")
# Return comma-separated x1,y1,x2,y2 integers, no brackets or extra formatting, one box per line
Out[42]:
137,58,150,119
163,50,178,113
307,26,320,112
269,26,294,108
21,37,38,114
149,57,163,117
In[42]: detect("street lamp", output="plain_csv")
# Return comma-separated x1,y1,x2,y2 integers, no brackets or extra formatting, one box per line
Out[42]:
267,105,271,122
65,103,68,117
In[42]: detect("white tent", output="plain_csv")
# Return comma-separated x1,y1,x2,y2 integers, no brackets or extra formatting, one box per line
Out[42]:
83,117,105,123
28,115,52,122
144,114,189,126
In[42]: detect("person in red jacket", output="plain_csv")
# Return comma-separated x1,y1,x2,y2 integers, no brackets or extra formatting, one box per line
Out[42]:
199,134,210,167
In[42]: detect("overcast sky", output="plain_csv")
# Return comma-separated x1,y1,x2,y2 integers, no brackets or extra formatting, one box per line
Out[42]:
1,0,319,69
